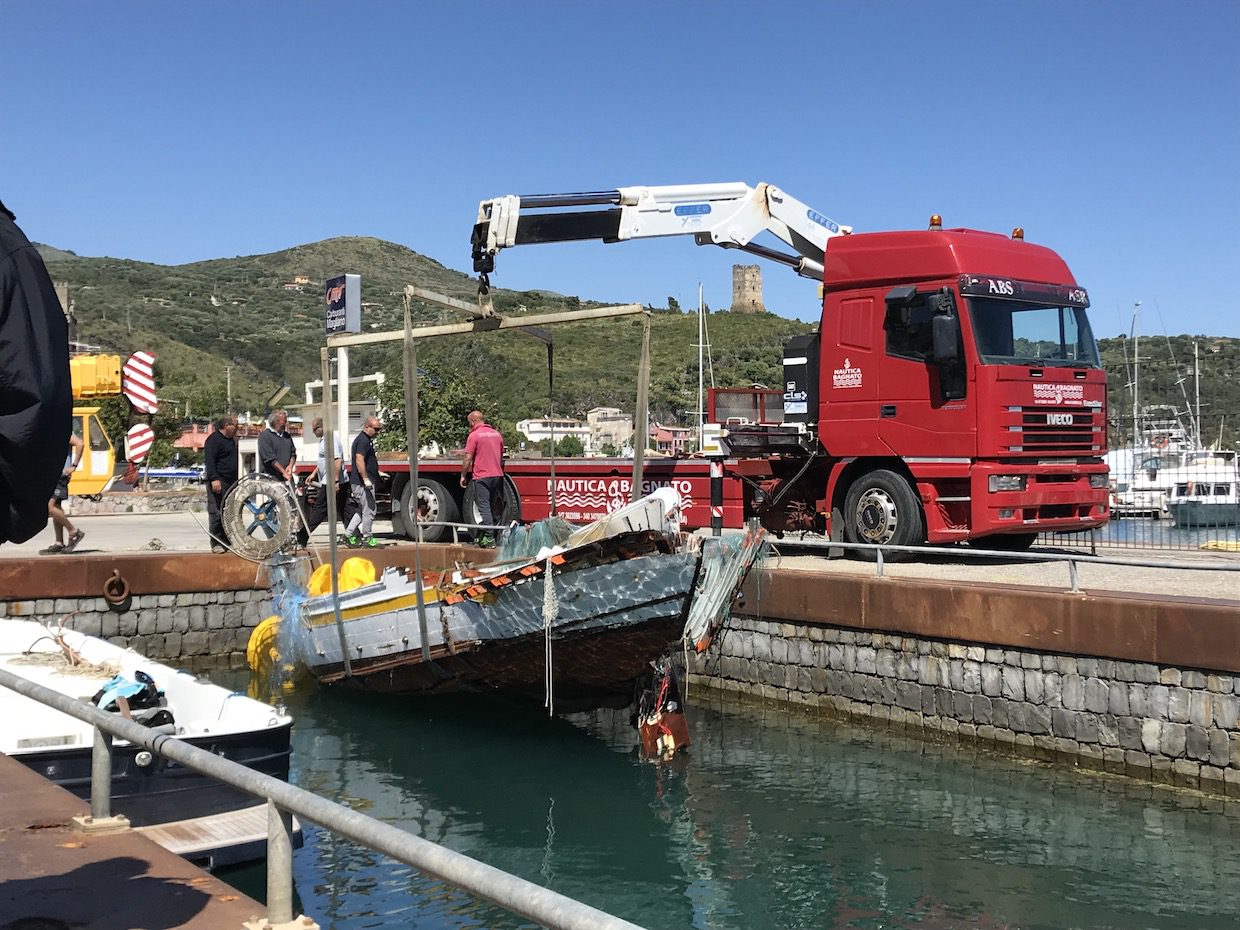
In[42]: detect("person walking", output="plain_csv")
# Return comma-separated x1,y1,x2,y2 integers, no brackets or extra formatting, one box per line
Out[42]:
0,198,72,546
42,432,85,554
344,416,382,548
459,409,505,547
203,415,238,552
296,416,355,547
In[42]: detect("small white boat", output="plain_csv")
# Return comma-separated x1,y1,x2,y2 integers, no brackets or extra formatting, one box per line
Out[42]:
0,618,294,867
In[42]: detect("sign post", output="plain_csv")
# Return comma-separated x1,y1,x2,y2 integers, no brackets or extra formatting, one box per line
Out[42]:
325,275,362,452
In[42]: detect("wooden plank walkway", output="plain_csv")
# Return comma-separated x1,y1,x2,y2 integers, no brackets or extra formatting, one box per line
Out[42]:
0,752,267,929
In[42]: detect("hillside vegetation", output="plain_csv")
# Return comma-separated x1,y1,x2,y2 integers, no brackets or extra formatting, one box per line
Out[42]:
41,238,1239,451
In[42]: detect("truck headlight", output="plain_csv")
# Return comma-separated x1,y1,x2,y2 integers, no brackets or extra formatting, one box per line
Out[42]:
988,475,1027,492
1089,474,1108,489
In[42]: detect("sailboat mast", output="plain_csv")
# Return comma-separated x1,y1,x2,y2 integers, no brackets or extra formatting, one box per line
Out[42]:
1132,301,1141,445
697,283,705,451
1194,339,1202,448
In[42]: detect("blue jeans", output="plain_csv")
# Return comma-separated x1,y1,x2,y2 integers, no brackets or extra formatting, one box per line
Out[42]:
471,476,504,536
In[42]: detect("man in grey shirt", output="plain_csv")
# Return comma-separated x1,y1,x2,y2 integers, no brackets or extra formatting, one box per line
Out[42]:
258,410,296,482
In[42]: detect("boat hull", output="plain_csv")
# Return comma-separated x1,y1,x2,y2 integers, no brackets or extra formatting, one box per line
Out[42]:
1168,500,1240,528
16,722,293,828
300,546,700,704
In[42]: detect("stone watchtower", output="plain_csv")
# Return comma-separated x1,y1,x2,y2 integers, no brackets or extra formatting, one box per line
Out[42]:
730,264,765,313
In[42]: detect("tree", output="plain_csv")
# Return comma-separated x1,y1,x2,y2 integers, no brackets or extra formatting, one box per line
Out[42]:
556,435,585,457
667,296,681,313
372,363,502,454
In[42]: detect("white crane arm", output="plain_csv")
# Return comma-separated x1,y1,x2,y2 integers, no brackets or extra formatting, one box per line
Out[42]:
471,182,851,281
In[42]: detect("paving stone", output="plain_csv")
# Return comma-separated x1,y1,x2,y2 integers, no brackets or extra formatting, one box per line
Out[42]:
1186,726,1211,762
972,694,993,725
1098,714,1119,747
1075,713,1099,744
1024,669,1045,705
1147,685,1170,721
1208,729,1231,769
1160,722,1188,759
1160,668,1182,687
1168,687,1192,724
1084,678,1109,714
1001,666,1025,701
1141,720,1161,754
1133,663,1159,684
1183,670,1208,689
1062,674,1084,710
1211,693,1239,730
981,664,1002,697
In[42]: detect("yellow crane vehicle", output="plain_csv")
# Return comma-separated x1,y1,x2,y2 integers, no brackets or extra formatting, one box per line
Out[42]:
68,353,122,496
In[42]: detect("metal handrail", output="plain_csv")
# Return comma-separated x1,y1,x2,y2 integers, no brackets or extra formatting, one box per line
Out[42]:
0,667,646,930
759,534,1240,593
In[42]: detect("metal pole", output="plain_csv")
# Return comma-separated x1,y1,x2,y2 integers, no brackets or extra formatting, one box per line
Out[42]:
0,668,648,930
710,457,723,537
90,726,113,820
266,800,295,924
404,301,432,662
547,342,557,516
321,347,351,678
630,313,651,504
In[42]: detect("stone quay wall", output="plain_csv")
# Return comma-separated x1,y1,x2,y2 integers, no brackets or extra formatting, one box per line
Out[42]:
64,490,204,517
0,590,272,671
0,546,482,672
688,613,1240,798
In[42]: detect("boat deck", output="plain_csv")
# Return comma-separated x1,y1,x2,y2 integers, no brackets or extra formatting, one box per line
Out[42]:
0,753,265,929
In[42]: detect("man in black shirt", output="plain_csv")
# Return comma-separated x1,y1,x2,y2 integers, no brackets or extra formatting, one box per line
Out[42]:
344,416,382,548
203,416,238,552
0,199,71,545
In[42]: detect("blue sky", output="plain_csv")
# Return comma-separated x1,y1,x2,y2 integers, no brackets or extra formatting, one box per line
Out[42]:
5,1,1239,338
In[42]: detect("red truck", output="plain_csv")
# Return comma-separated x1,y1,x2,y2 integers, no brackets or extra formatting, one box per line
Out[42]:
382,183,1109,553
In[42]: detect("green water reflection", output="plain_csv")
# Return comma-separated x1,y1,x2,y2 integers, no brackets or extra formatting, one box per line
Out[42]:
239,680,1240,929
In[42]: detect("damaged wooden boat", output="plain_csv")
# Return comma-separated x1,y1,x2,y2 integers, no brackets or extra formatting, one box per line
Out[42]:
267,489,765,708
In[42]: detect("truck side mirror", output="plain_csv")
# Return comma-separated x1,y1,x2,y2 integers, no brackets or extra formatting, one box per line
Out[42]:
932,313,959,363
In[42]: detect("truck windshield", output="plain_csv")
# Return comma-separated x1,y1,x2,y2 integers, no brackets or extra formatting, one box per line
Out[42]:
968,298,1100,367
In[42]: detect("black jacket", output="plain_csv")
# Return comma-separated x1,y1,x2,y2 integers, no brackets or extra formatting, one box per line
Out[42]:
0,205,71,543
203,430,238,485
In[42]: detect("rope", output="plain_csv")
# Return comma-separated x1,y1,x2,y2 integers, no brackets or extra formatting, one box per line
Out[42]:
542,555,557,716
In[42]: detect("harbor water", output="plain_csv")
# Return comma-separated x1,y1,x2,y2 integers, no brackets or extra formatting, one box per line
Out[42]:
227,678,1240,930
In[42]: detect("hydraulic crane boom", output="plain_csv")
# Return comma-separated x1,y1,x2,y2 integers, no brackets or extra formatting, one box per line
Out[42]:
471,182,852,283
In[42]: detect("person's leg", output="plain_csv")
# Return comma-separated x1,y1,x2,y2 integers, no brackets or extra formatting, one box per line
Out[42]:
472,478,495,529
47,498,67,544
207,486,225,548
360,486,377,538
345,485,364,537
338,484,358,526
299,486,326,546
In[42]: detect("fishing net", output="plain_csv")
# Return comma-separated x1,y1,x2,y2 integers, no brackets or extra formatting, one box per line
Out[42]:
495,516,581,562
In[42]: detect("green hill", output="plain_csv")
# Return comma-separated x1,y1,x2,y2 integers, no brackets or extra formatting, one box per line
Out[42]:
40,237,807,427
39,238,1239,450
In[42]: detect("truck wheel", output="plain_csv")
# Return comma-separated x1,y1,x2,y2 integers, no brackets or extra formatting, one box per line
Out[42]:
975,532,1037,552
398,478,460,543
462,477,522,531
843,469,925,560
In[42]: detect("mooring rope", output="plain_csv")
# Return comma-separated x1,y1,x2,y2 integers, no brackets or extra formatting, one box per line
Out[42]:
542,555,557,716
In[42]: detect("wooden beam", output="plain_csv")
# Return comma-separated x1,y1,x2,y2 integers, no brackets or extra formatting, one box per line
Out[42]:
326,303,646,349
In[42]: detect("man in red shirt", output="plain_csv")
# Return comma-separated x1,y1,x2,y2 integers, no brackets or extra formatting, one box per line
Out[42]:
459,410,505,547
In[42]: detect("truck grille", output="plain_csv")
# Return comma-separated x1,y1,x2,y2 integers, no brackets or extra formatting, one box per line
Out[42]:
1002,406,1103,455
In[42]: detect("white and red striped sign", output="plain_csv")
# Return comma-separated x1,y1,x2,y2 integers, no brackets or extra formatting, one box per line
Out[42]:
126,424,155,462
122,351,158,413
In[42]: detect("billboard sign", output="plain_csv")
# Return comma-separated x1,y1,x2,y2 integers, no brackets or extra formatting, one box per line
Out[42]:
325,273,362,335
